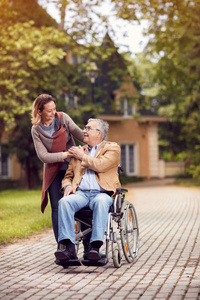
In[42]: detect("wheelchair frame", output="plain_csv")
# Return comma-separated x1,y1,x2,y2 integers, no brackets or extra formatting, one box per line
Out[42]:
74,188,139,268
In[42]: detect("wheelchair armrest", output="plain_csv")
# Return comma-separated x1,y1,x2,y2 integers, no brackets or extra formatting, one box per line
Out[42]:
116,188,128,194
113,188,128,213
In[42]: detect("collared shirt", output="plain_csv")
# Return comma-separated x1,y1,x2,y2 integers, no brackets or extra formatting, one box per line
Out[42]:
78,142,105,192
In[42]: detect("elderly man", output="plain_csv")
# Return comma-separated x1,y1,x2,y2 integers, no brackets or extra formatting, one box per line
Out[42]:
55,118,121,262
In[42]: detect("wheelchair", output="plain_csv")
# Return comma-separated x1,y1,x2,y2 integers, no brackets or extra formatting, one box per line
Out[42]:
60,187,139,268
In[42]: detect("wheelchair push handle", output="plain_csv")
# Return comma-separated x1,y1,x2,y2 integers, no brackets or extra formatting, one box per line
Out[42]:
116,188,128,194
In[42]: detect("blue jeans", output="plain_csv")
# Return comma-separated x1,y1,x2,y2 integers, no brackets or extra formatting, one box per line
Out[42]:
58,190,113,244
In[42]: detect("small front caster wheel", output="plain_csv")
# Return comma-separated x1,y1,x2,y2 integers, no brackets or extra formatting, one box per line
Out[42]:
113,248,121,268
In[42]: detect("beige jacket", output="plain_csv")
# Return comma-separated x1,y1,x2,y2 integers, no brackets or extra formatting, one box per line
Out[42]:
62,141,121,197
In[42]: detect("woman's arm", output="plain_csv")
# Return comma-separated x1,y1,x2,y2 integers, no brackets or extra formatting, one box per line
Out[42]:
63,113,83,142
31,126,68,164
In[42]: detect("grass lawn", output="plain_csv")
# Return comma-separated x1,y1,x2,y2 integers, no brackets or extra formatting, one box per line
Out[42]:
0,189,52,245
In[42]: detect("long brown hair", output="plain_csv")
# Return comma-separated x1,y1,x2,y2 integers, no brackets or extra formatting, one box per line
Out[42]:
31,94,56,126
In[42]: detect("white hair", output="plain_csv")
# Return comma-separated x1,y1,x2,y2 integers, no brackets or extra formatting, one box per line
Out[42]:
88,118,109,140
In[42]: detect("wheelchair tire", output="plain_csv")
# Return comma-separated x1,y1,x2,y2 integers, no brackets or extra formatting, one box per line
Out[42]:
120,200,139,263
113,248,121,268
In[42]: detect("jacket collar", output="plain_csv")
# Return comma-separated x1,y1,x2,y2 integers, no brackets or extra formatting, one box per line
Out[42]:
83,141,106,157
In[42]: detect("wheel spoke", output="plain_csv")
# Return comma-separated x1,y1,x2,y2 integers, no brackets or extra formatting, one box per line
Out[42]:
120,201,139,262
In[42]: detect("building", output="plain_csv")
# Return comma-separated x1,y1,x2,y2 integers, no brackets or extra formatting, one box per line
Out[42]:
98,93,166,179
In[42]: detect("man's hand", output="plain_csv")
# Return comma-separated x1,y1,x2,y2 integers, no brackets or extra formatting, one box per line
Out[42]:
63,185,76,197
68,146,85,160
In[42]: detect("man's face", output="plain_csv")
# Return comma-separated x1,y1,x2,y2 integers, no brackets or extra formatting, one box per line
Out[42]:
83,120,101,147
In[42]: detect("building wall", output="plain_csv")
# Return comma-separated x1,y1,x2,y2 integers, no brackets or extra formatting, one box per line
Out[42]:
105,118,150,178
148,123,159,177
10,155,22,180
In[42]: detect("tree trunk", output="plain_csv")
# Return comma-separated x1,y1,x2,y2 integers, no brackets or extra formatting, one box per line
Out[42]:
58,0,67,31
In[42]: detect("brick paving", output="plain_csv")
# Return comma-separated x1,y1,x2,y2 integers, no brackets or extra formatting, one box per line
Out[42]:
0,180,200,300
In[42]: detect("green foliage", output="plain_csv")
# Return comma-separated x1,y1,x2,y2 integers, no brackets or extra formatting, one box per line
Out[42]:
111,0,200,177
7,112,42,189
151,1,200,175
48,0,108,43
0,18,69,131
120,174,144,185
9,0,57,27
0,189,51,244
187,165,200,180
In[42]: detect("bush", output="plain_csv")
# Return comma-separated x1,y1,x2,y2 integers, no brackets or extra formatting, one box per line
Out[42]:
120,174,144,185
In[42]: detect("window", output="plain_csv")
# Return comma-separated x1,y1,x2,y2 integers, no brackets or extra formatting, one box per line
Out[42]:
120,99,135,117
0,144,9,178
120,144,136,176
64,93,78,109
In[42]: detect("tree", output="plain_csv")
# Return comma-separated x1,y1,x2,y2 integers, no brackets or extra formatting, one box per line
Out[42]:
9,0,57,27
8,112,43,189
40,0,107,41
0,0,117,134
109,0,200,176
140,1,200,166
0,20,72,132
0,0,89,188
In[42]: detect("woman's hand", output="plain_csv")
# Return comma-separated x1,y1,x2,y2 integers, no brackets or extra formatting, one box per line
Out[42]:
68,146,85,160
62,151,69,160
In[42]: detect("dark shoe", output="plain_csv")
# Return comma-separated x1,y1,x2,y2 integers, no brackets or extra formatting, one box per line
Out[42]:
54,258,63,266
87,247,101,261
83,240,91,260
83,238,91,256
54,243,77,261
83,252,106,260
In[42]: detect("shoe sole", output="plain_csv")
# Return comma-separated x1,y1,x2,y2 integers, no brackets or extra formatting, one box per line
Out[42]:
55,251,70,260
55,250,78,261
87,250,101,261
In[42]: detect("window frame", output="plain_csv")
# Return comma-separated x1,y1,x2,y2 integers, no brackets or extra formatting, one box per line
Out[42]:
120,143,137,176
122,98,136,118
0,144,11,179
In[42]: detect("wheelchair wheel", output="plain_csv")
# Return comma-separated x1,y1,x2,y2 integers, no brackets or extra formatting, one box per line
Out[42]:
120,200,139,263
113,248,121,268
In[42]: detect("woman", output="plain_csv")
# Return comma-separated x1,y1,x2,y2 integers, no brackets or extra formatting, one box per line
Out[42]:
31,94,83,242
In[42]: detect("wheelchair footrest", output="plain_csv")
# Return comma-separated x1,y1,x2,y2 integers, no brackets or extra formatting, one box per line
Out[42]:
58,259,82,268
81,257,108,266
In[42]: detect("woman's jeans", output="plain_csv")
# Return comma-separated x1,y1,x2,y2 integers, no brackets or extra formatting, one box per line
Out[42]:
48,170,66,242
58,190,113,244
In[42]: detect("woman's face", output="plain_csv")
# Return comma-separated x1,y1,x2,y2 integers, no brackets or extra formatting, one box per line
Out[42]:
40,101,56,124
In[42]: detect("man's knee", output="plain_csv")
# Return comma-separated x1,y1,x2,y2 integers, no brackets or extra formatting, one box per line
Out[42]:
91,194,112,210
58,196,71,209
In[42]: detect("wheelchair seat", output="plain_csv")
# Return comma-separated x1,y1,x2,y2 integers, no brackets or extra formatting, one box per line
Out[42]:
75,207,93,218
75,188,129,220
75,204,114,220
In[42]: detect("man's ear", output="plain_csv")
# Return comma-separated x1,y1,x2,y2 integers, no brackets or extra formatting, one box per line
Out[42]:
98,130,103,139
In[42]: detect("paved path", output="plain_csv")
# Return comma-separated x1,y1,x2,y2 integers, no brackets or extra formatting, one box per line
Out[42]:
0,180,200,300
